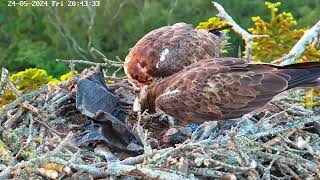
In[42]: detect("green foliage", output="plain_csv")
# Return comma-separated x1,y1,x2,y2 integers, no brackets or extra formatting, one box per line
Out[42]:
0,4,69,76
1,0,319,76
11,68,59,92
197,17,229,31
0,68,75,107
249,2,320,63
196,17,230,54
59,71,77,81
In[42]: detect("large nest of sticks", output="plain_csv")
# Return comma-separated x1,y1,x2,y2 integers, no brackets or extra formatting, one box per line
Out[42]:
1,1,320,179
0,66,320,180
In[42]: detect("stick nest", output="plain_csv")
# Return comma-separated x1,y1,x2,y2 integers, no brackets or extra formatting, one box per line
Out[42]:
0,73,320,180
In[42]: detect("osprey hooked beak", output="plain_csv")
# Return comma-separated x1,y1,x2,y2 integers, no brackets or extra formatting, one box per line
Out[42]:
133,85,149,112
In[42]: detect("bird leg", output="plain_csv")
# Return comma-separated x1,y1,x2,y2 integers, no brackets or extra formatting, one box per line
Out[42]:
191,121,218,141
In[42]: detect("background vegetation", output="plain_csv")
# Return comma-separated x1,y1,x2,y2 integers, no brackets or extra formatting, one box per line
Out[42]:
1,0,320,77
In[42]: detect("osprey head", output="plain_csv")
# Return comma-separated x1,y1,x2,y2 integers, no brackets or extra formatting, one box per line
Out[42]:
124,55,152,88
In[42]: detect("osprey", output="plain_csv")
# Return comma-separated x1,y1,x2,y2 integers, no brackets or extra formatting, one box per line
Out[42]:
133,58,320,123
124,22,226,87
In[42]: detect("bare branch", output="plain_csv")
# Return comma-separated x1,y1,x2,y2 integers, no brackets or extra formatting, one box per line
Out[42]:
0,85,48,122
0,67,10,96
213,1,257,61
106,162,195,179
277,20,320,65
56,59,123,68
0,68,21,97
90,47,124,65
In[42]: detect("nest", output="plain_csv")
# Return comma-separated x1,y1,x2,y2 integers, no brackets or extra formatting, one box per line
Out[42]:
0,69,319,180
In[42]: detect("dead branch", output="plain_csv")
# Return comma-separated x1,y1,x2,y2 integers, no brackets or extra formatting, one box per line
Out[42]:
0,67,21,97
106,162,196,180
56,59,123,68
0,85,48,122
274,20,320,65
3,108,26,128
212,2,267,61
21,102,67,137
120,154,145,165
0,67,10,96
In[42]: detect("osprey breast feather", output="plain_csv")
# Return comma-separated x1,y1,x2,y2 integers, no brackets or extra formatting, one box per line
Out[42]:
124,22,224,87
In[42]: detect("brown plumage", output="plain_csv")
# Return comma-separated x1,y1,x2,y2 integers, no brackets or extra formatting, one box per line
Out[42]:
124,22,224,87
134,58,320,124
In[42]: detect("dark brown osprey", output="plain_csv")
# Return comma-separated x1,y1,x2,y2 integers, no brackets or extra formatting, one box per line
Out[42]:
124,22,225,87
133,58,320,123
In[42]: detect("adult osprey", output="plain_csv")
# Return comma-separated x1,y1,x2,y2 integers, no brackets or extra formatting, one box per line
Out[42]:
124,22,226,87
133,58,320,123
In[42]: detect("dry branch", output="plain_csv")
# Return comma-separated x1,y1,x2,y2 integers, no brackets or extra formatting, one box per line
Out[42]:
275,20,320,65
106,162,196,180
0,67,10,96
213,2,256,61
0,67,21,97
0,84,48,122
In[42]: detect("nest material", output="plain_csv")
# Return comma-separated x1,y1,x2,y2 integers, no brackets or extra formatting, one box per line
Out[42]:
0,74,320,180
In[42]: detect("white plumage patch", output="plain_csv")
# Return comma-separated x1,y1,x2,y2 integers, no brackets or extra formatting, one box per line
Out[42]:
160,48,169,62
162,89,180,96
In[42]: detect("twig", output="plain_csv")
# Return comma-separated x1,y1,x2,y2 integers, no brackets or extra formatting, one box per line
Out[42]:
90,48,124,65
14,113,34,159
213,1,261,61
278,20,320,65
112,66,123,78
56,59,123,67
106,162,196,180
0,85,48,122
135,111,153,161
0,67,10,96
3,108,26,128
69,61,76,77
189,168,235,178
120,154,145,165
0,68,21,97
271,54,295,64
47,132,74,156
7,80,21,97
0,156,106,179
26,112,34,143
21,102,67,137
0,132,83,179
277,163,301,180
261,150,281,179
243,115,320,139
228,132,250,166
193,153,253,172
